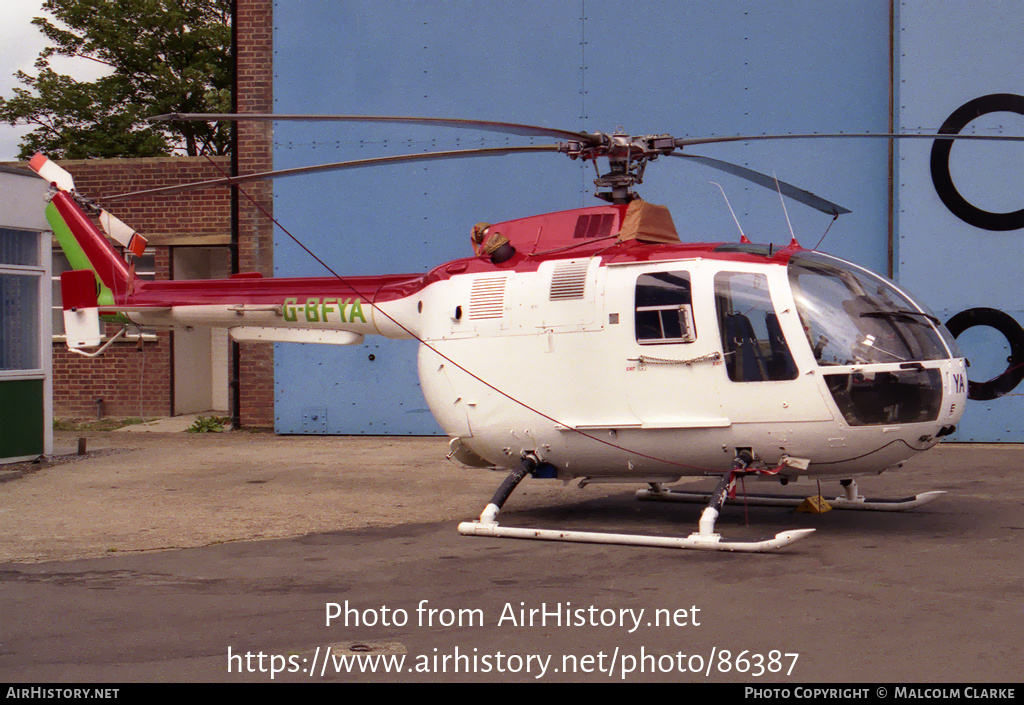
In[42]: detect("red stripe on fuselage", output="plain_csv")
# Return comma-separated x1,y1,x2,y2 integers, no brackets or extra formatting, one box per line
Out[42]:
55,194,798,310
119,240,799,309
127,272,427,307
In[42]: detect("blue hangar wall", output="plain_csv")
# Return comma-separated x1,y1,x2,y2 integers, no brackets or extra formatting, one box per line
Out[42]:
270,1,1022,441
893,1,1024,441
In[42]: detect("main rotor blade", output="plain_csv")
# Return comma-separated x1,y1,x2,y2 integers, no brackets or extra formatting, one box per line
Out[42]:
674,132,1024,147
103,145,561,201
152,112,597,144
669,153,851,216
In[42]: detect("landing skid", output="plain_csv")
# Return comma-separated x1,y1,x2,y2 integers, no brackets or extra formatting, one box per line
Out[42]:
458,455,815,553
637,478,945,512
457,521,815,553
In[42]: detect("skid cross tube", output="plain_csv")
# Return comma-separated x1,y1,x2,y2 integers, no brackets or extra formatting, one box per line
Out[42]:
637,488,946,511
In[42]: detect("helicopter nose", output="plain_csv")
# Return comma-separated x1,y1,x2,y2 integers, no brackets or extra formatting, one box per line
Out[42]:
942,359,970,428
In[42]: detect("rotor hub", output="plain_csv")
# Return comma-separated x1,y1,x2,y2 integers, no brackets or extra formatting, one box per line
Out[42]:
557,132,677,202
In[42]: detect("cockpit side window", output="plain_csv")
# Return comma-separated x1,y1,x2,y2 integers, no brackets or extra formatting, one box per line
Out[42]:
634,271,696,344
714,271,798,382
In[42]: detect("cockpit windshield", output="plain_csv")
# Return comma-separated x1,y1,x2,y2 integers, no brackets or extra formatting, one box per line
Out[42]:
788,252,951,365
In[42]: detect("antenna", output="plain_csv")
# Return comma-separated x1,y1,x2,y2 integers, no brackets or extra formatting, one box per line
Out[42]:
711,182,750,243
773,172,800,247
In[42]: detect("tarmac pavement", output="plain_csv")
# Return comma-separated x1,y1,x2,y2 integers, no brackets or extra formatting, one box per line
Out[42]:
0,430,1021,683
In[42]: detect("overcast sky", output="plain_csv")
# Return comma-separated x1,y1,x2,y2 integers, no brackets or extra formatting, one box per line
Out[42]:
0,0,109,161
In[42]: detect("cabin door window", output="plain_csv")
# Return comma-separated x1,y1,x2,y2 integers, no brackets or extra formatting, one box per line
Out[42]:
714,271,798,382
634,271,695,344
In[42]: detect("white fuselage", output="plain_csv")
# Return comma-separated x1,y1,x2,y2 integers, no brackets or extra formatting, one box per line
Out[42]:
415,254,967,482
120,249,966,485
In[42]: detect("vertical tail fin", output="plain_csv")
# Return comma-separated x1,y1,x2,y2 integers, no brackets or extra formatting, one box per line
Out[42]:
47,192,136,305
30,154,139,305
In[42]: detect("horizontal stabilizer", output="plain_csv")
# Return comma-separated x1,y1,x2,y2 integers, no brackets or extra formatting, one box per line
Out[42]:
63,309,102,349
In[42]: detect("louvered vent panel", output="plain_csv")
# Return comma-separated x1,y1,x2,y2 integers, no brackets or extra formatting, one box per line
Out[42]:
468,277,507,319
549,260,590,301
572,213,615,239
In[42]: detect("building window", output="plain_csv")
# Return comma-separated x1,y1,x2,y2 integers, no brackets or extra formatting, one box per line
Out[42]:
1,272,41,371
1,229,44,372
1,228,40,267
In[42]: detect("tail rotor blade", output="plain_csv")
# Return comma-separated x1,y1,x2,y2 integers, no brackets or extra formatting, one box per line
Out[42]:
98,210,148,255
28,153,76,192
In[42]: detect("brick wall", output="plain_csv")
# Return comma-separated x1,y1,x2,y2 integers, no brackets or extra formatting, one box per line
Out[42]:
61,156,232,244
235,0,275,428
8,0,277,427
44,158,229,421
53,334,173,420
52,209,172,421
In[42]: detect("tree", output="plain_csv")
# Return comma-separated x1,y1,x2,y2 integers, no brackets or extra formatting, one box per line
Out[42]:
0,0,232,160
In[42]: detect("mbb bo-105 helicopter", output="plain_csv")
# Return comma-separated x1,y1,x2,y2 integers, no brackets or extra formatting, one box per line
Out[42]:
30,114,1024,552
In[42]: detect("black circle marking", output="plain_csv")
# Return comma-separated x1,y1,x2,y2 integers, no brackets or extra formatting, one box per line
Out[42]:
930,93,1024,231
945,307,1024,400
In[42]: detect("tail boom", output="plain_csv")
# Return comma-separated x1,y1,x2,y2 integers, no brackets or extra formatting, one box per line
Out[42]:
117,278,423,341
45,183,423,343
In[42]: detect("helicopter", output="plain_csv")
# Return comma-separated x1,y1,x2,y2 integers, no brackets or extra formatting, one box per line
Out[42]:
29,115,1024,552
